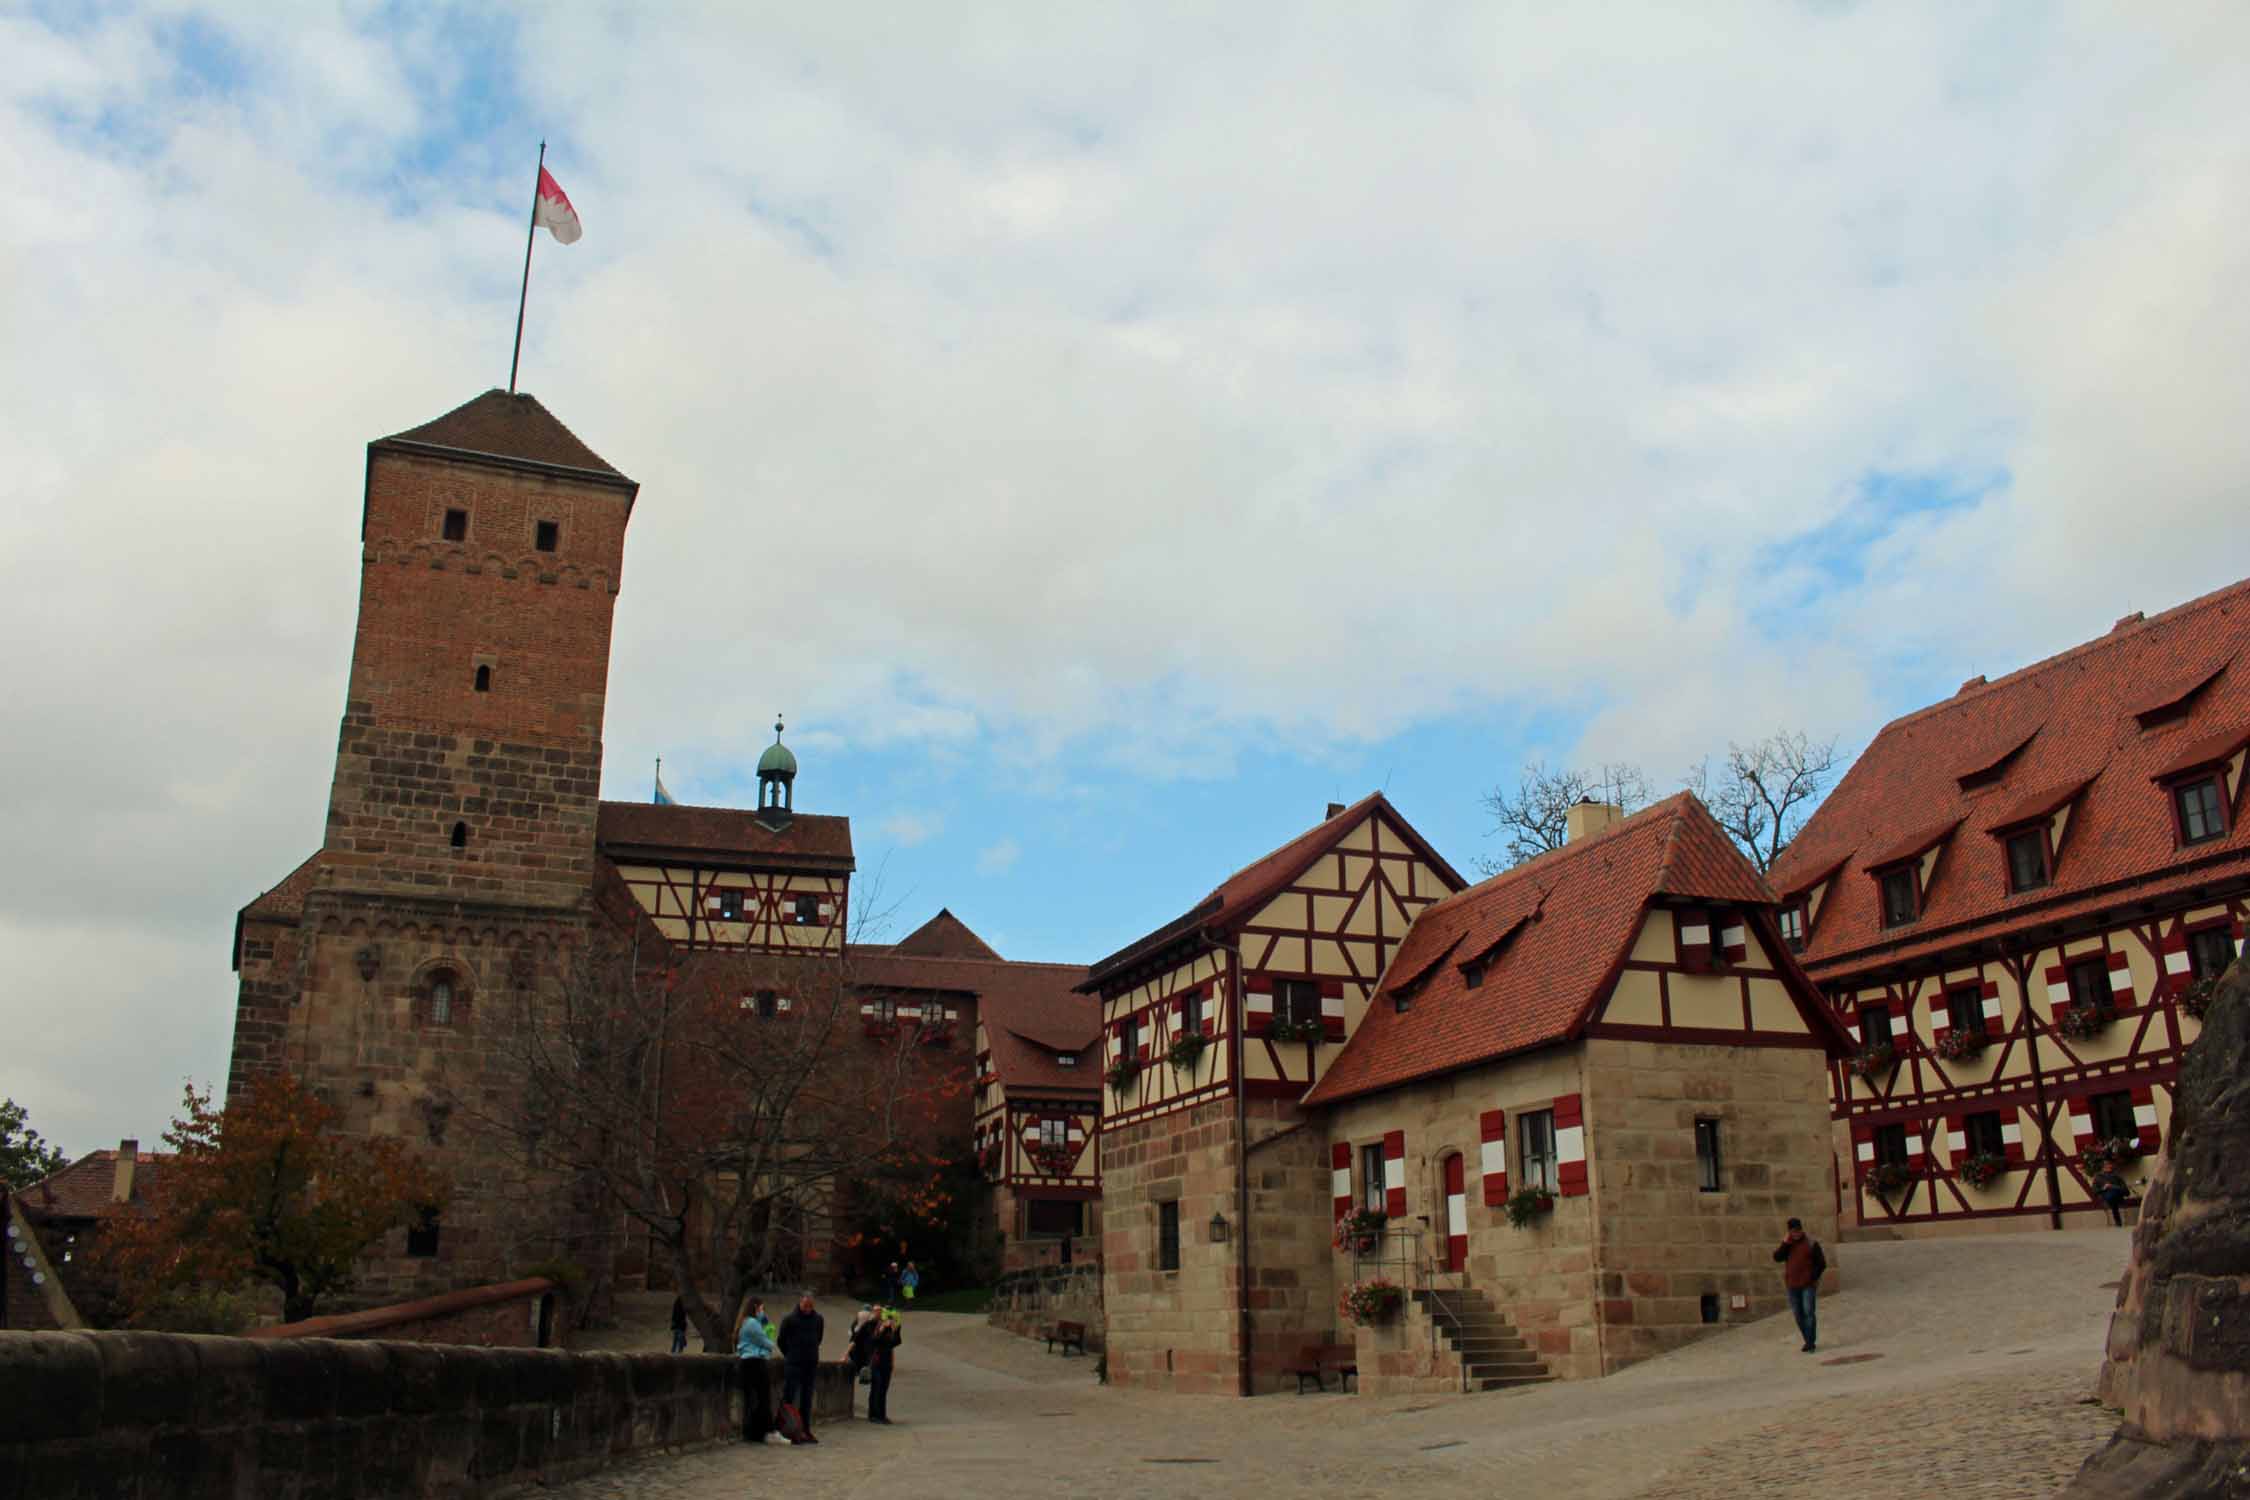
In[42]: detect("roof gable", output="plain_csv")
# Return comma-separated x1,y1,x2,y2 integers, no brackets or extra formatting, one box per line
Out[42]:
891,909,1003,961
1304,794,1777,1107
1772,574,2250,971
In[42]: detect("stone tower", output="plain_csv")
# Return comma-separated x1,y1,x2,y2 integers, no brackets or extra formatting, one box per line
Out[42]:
230,390,639,1304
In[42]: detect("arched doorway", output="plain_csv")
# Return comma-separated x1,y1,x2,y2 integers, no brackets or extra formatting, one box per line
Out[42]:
1441,1153,1468,1272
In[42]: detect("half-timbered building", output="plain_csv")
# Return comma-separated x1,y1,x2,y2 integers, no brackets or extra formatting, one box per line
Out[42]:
1080,794,1465,1394
1770,579,2250,1237
1302,794,1848,1389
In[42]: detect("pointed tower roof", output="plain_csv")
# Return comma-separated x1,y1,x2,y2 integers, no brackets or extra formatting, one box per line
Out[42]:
891,908,1004,961
372,390,635,489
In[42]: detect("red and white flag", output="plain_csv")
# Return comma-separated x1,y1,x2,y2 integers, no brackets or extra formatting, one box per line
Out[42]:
532,167,581,245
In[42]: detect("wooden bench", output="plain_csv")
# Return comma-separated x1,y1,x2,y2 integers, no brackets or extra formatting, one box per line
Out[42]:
1293,1343,1358,1394
1045,1320,1088,1356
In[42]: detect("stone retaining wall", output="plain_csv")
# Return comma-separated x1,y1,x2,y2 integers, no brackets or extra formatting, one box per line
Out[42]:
0,1329,856,1498
990,1262,1105,1349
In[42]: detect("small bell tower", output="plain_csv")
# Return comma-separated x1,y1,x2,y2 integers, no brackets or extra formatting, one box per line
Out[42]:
756,717,797,827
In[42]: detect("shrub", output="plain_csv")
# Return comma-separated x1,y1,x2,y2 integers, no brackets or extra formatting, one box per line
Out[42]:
1503,1184,1556,1229
138,1286,261,1335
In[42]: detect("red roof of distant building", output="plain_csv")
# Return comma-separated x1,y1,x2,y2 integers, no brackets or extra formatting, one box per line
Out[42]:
375,389,630,484
596,801,854,868
1771,576,2250,974
890,909,1003,961
240,851,323,923
852,951,1097,1094
18,1149,169,1222
1084,793,1466,987
1305,794,1789,1107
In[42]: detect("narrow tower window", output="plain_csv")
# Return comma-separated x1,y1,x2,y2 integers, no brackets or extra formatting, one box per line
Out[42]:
450,821,468,849
535,520,560,553
442,508,468,541
473,664,491,693
428,975,454,1026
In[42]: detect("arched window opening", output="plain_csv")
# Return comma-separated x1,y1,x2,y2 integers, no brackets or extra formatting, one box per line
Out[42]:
451,821,468,849
429,974,455,1026
473,664,491,692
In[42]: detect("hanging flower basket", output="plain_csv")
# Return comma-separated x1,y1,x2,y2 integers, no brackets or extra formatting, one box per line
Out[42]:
1104,1059,1140,1096
1333,1208,1387,1253
2058,1004,2114,1041
1340,1277,1405,1326
1934,1029,1988,1062
2180,976,2221,1023
1503,1184,1556,1230
1870,1161,1914,1196
1849,1041,1896,1082
1957,1152,2007,1189
1031,1146,1075,1176
1267,1017,1316,1044
1166,1032,1209,1073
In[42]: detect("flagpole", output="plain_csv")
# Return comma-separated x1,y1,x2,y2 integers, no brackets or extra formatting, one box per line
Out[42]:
507,141,546,395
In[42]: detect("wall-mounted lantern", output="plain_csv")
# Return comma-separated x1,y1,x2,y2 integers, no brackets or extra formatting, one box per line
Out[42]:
354,944,382,982
1209,1212,1230,1244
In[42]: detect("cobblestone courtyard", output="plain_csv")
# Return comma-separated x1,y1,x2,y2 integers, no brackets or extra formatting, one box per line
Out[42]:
561,1230,2126,1500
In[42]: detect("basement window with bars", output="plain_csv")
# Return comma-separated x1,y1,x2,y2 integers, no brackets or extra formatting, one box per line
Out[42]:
1694,1118,1723,1192
1157,1200,1181,1272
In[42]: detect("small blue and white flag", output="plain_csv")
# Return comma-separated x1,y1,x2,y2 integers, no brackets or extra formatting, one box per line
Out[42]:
653,759,676,806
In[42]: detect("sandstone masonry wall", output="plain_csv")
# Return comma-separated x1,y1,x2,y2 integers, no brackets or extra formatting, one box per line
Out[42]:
1101,1096,1242,1395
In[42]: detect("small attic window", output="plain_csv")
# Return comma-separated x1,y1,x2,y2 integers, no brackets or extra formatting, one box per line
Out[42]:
442,508,468,542
535,520,560,553
450,821,468,850
1879,867,1918,927
1462,961,1487,990
1056,1053,1077,1068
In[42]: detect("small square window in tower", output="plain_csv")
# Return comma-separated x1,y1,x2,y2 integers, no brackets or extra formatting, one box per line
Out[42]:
2005,830,2049,892
406,1208,441,1258
442,508,468,541
535,520,560,553
450,822,467,850
717,888,744,921
473,663,492,693
795,894,820,925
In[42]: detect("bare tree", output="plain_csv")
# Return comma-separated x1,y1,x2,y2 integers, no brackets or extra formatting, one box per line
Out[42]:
1684,730,1842,872
1477,760,1650,874
471,893,962,1353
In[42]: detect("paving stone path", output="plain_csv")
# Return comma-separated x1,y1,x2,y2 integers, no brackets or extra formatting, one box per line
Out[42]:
555,1230,2126,1499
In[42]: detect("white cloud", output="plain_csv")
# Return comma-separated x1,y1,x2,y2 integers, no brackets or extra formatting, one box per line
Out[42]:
976,839,1023,876
879,811,944,848
3,2,2249,1146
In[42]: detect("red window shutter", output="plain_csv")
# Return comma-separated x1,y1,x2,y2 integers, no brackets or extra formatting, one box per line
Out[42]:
1331,1142,1352,1220
1676,909,1713,970
1850,1121,1874,1181
1943,1114,1964,1165
1244,974,1275,993
1554,1092,1588,1197
2132,1086,2161,1155
1907,1123,1928,1172
1444,1154,1468,1271
1478,1109,1508,1206
2002,1111,2026,1164
2160,929,2191,990
1136,1018,1151,1062
2106,950,2137,1011
1928,990,1950,1041
1243,974,1274,1037
1319,979,1347,1040
1383,1129,1407,1218
1981,979,2005,1039
1718,909,1748,964
1317,979,1344,998
2043,964,2069,1015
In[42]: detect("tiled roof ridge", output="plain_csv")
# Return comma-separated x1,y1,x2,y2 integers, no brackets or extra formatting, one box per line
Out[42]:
1422,791,1698,919
1198,790,1385,902
1878,574,2250,735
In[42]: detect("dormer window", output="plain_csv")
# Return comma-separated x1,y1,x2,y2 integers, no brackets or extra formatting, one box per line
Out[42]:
1777,904,1806,952
1461,961,1486,990
1056,1053,1077,1068
2176,776,2228,846
1880,868,1918,927
2005,829,2050,892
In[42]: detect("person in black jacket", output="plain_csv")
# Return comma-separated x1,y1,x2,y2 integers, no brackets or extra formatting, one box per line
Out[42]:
776,1291,826,1441
866,1308,902,1425
670,1295,689,1355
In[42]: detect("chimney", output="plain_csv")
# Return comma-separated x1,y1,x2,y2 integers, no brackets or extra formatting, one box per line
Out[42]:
1957,675,1987,695
2112,611,2145,633
1324,802,1346,821
112,1140,138,1205
1565,799,1623,844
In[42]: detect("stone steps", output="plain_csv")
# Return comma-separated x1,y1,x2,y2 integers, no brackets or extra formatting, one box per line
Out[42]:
1412,1286,1553,1390
1474,1371,1557,1391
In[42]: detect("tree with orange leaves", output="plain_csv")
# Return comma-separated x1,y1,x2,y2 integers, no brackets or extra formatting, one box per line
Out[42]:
98,1074,446,1325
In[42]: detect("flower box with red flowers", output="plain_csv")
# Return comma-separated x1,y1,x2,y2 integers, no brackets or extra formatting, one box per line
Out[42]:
1934,1029,1988,1062
1848,1041,1896,1082
2180,975,2221,1023
1339,1277,1404,1326
1104,1059,1141,1095
1870,1161,1915,1196
1333,1208,1387,1253
2081,1137,2138,1175
1503,1185,1556,1229
1031,1146,1075,1176
1957,1152,2007,1189
2057,1003,2115,1041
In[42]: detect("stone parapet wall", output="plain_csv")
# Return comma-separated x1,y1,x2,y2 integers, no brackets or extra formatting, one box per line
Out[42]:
989,1263,1104,1349
0,1329,854,1499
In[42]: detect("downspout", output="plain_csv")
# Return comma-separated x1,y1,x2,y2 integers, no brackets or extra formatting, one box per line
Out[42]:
1206,927,1254,1399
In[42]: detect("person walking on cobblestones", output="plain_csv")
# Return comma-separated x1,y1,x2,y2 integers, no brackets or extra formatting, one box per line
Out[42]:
1773,1217,1828,1353
778,1290,826,1442
735,1296,780,1444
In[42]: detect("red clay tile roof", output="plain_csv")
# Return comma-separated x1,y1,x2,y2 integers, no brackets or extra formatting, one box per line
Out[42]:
1304,794,1780,1107
596,801,854,869
375,390,630,483
1084,793,1467,986
1991,775,2097,831
2151,723,2250,783
1772,575,2250,975
889,909,1003,961
240,851,323,922
1865,816,1965,872
2126,657,2230,725
20,1150,169,1221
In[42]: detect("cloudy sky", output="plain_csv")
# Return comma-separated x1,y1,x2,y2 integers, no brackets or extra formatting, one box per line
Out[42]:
5,2,2248,1154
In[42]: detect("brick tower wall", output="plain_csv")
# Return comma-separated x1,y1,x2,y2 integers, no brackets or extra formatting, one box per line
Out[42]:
321,450,632,910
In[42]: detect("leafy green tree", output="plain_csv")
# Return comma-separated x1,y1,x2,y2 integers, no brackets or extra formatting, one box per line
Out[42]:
0,1097,68,1192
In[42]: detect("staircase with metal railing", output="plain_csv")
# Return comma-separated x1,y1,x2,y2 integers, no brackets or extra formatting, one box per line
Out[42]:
1411,1284,1553,1391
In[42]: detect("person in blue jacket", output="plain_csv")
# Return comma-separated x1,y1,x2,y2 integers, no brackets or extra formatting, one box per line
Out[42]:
735,1296,781,1444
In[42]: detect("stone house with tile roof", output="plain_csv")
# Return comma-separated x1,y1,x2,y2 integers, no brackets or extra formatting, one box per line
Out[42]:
1303,794,1847,1390
2,1142,167,1329
1770,579,2250,1238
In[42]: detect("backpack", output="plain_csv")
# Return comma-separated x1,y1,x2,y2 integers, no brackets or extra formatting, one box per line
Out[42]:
776,1401,810,1443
